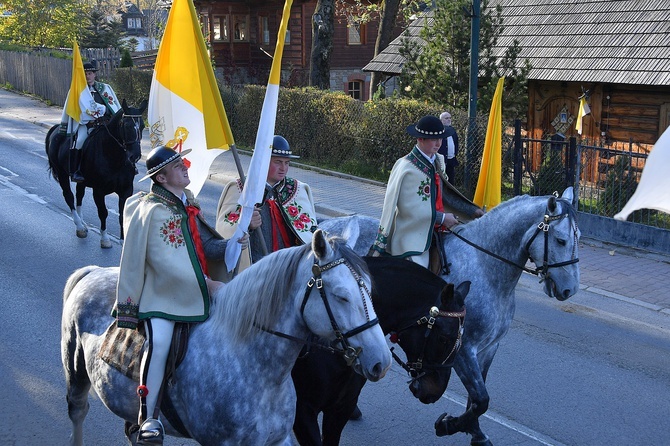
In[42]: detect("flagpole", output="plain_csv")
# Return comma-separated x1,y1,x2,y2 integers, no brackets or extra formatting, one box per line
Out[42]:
229,143,269,256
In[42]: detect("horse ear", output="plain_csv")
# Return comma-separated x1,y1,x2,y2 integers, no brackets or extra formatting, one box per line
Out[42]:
562,186,575,205
122,98,128,110
311,229,332,261
548,195,557,213
452,280,470,308
341,215,360,249
439,283,455,309
140,99,148,113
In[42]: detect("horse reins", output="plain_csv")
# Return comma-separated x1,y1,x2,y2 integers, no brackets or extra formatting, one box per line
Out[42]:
259,257,380,367
389,305,466,378
449,201,579,278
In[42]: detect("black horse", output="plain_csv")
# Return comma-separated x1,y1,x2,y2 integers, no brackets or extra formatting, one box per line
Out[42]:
46,99,146,248
292,256,469,446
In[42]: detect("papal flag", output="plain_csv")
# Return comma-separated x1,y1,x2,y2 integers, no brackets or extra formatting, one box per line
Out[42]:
474,77,505,210
575,95,591,136
65,41,104,122
614,126,670,220
225,0,293,272
148,0,234,197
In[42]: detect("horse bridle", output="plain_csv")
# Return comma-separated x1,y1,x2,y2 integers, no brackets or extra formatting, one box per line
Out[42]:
101,113,143,160
389,305,466,379
260,257,380,366
449,199,579,278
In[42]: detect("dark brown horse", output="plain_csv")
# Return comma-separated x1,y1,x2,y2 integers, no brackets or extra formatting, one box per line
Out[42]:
46,99,146,248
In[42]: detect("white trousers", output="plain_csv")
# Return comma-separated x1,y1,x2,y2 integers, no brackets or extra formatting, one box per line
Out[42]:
139,318,175,423
75,125,89,150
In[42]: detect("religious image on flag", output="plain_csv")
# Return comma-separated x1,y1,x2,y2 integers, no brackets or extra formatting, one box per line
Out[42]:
65,41,105,123
473,77,505,211
575,95,591,135
225,0,294,272
148,0,234,197
614,126,670,221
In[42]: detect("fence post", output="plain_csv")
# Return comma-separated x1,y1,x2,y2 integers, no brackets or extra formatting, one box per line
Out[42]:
566,136,577,191
513,119,522,196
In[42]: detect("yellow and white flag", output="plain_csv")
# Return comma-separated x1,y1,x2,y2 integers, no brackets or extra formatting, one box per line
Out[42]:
474,77,504,210
614,126,670,220
575,95,591,135
148,0,234,197
65,42,103,123
225,0,293,271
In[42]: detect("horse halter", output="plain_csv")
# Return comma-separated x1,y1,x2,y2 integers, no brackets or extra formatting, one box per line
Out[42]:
450,198,579,278
103,113,143,159
389,305,466,379
299,258,380,366
524,204,580,278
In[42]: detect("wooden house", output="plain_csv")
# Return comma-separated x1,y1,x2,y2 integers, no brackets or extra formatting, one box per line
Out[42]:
364,0,670,149
193,0,390,100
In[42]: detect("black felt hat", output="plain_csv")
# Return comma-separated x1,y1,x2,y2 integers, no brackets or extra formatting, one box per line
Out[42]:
139,146,192,182
406,115,447,139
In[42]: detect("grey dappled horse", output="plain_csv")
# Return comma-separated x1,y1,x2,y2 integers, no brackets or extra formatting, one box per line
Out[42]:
61,229,391,445
319,188,581,446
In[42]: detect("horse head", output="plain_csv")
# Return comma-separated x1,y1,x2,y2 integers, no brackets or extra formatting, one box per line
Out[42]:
119,99,147,165
404,280,469,403
525,187,581,301
302,230,391,382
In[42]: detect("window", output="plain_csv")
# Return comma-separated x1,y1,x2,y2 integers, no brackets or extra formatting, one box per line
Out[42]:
233,15,249,42
127,17,142,29
348,81,363,100
213,15,229,42
346,16,366,45
259,16,270,45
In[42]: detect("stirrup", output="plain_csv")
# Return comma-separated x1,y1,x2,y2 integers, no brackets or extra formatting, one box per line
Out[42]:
138,418,164,445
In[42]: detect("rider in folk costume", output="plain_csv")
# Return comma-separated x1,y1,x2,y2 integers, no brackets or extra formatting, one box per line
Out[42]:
59,61,121,182
214,135,318,275
114,146,246,444
371,115,484,272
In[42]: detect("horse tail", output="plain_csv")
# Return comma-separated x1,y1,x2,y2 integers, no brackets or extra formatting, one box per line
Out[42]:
45,124,59,180
63,265,100,304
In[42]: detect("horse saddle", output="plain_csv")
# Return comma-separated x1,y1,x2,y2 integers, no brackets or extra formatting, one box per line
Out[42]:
97,321,190,383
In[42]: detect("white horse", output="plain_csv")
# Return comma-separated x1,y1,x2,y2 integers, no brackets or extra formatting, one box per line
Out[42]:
319,188,581,446
61,229,391,445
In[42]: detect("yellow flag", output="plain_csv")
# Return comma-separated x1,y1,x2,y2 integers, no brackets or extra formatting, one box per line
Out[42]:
65,42,88,121
474,77,504,210
225,0,293,271
575,96,591,135
148,0,234,196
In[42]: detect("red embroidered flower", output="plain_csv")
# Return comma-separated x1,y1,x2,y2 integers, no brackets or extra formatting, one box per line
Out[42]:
228,212,239,223
299,213,311,223
287,205,299,217
423,185,431,195
293,220,305,230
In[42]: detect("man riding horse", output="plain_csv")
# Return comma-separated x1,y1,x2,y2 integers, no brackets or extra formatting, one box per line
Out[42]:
59,61,121,182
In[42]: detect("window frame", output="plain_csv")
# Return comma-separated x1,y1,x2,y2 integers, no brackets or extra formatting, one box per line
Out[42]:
212,15,229,42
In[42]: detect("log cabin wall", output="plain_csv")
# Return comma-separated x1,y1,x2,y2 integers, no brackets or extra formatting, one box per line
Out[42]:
195,0,387,96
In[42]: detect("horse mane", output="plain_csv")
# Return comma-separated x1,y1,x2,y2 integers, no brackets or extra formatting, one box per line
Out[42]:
209,237,368,344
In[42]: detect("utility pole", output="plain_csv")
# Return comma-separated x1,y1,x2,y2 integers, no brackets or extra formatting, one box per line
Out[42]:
465,0,480,193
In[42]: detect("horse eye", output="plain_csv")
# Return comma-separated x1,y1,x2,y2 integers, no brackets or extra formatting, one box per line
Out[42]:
557,238,567,246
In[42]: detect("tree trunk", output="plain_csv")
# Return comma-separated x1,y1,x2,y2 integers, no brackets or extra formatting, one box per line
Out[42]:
370,0,401,98
309,0,335,89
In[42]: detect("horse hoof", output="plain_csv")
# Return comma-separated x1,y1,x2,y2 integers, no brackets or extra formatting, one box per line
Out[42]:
471,437,493,446
76,229,88,238
101,239,113,249
434,413,457,437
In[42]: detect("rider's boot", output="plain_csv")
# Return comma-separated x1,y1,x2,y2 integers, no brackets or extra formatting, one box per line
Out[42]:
69,149,85,183
137,418,164,445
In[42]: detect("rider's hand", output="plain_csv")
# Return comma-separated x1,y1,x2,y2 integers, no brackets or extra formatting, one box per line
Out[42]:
440,213,459,231
237,232,250,250
206,277,224,297
249,208,262,231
